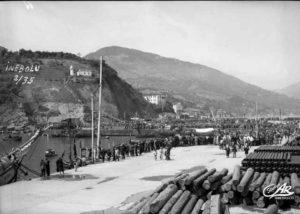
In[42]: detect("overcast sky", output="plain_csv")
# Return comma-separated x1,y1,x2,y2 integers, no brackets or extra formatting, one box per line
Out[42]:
1,1,300,90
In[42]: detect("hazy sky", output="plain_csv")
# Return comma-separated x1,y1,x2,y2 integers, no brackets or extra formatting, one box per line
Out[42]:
1,1,300,90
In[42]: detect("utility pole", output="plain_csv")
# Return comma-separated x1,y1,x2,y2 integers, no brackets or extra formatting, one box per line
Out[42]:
255,100,258,121
91,94,94,163
96,56,103,159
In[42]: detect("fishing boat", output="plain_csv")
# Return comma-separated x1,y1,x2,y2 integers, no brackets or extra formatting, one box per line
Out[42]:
45,149,57,158
3,135,22,142
0,125,52,186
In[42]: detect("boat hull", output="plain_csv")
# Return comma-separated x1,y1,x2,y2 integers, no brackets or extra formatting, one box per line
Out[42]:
0,163,18,186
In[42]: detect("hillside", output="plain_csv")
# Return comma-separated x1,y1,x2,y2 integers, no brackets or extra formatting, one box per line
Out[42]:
277,82,300,100
86,46,300,116
0,48,154,129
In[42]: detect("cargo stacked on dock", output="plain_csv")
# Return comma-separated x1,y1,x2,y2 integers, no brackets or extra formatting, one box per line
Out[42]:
241,146,300,175
125,165,300,214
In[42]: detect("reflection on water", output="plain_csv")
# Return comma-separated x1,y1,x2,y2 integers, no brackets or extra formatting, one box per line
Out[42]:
0,134,134,179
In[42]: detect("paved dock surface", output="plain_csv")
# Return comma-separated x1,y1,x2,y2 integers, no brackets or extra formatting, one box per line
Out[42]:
1,145,296,214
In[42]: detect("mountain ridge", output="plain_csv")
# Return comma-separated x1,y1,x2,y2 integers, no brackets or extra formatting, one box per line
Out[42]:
86,46,300,116
277,82,300,100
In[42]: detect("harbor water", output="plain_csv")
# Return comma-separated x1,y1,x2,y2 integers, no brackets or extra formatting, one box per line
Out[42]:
0,134,135,179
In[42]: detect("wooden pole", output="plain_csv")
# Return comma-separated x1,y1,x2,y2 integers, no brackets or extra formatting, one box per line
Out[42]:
96,56,103,159
91,94,94,163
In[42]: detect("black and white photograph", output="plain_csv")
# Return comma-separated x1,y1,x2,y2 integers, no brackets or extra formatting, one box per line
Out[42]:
1,1,300,214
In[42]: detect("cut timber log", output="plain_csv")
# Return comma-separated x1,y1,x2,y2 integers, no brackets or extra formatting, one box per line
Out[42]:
191,198,205,214
202,180,211,190
221,173,233,185
264,204,278,214
251,172,260,184
208,171,225,183
228,191,235,199
185,168,208,186
291,173,300,195
128,197,149,214
222,178,234,192
283,176,291,186
193,168,216,191
149,184,178,213
232,165,241,186
169,190,191,214
152,182,168,195
158,190,183,214
221,193,229,204
138,192,159,214
237,167,254,193
270,171,280,186
252,190,260,199
249,172,266,192
261,173,272,191
181,194,198,214
242,171,260,197
257,196,267,208
220,168,229,176
176,174,189,190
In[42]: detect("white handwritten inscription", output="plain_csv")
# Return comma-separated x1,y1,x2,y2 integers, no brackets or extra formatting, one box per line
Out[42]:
4,62,39,85
5,62,40,73
13,75,35,85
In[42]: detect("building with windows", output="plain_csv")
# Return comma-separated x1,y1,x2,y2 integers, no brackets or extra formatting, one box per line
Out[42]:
77,69,92,77
143,93,166,105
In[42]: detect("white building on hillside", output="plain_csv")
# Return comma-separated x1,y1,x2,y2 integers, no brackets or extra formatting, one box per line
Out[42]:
173,102,183,114
143,93,166,105
77,69,92,77
70,65,74,76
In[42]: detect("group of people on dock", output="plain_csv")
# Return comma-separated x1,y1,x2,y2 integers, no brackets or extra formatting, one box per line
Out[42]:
39,117,300,178
40,158,50,178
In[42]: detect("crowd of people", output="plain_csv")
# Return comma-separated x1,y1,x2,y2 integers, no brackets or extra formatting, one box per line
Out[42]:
40,118,300,178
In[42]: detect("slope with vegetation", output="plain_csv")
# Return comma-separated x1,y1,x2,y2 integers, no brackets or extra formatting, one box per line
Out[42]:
0,47,155,128
86,46,300,116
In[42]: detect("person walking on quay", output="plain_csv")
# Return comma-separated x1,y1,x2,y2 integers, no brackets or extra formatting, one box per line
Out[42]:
244,143,249,156
56,156,64,176
40,158,46,178
232,144,237,158
153,149,157,160
45,158,50,178
115,147,120,162
74,157,81,172
166,145,171,160
160,146,164,160
225,144,230,158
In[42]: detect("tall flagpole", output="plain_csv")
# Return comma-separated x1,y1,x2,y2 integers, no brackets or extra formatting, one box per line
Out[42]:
96,56,103,159
91,94,94,163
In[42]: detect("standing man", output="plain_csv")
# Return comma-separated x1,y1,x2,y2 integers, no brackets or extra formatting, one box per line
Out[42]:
40,158,46,178
232,144,237,158
45,158,50,178
225,144,230,158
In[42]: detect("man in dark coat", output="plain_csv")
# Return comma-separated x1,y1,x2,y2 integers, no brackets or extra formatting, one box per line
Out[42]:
40,159,46,178
45,159,50,177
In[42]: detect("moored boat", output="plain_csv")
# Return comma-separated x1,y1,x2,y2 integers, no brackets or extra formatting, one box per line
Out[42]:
0,124,52,186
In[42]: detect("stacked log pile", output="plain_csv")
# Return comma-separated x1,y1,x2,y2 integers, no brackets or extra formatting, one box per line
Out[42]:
220,166,300,212
254,146,300,154
242,146,300,175
125,165,300,214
